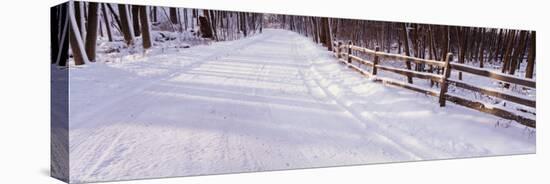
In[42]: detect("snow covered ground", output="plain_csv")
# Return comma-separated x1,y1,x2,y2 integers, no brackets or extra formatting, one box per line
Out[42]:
65,29,535,183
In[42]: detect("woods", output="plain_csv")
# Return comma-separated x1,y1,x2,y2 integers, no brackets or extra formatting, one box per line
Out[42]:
52,2,264,66
53,3,536,79
271,16,536,81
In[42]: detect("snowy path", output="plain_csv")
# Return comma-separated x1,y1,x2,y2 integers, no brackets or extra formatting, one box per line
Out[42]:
67,29,535,183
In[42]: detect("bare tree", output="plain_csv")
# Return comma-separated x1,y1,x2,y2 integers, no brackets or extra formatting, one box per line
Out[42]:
69,1,89,65
84,2,99,62
131,5,141,36
170,8,178,24
117,4,134,45
508,30,528,75
525,31,536,79
401,23,413,83
100,3,113,41
138,5,152,49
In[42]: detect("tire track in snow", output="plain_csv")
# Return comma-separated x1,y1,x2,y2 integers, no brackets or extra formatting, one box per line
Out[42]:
71,34,277,181
70,33,275,130
290,36,431,160
292,36,454,159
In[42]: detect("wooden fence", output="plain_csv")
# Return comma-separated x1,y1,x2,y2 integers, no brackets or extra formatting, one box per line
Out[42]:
331,41,536,128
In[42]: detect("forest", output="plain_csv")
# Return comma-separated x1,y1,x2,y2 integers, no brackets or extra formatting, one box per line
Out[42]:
272,15,536,80
51,2,535,79
51,2,264,66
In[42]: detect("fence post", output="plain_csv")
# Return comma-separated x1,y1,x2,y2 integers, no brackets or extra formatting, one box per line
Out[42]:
372,46,380,75
337,42,342,59
347,41,352,64
439,53,453,107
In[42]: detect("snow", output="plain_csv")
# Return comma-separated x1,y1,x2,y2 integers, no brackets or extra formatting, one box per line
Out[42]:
346,45,536,121
62,29,535,183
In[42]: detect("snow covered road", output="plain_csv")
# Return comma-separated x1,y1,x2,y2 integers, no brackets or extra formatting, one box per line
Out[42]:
67,29,535,183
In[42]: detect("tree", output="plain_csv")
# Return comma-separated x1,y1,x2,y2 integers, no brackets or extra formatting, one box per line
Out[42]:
477,28,486,68
508,30,527,75
457,27,469,80
117,4,134,45
131,5,141,36
199,10,215,39
84,2,99,62
69,1,89,65
138,5,152,49
312,17,318,43
100,3,113,42
151,7,157,22
401,23,413,84
51,3,70,66
501,30,516,73
320,18,332,51
170,8,178,24
525,31,536,79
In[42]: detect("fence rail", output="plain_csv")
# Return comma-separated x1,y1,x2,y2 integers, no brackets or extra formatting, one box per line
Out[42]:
331,41,536,128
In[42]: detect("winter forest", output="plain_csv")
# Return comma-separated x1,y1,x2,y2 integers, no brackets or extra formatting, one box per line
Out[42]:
51,1,535,183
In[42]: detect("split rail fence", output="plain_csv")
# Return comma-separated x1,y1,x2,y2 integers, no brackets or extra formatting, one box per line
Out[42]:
331,41,536,128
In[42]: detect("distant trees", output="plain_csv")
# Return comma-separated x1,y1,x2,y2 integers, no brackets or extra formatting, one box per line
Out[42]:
275,15,536,80
198,11,263,40
401,23,413,83
525,31,536,79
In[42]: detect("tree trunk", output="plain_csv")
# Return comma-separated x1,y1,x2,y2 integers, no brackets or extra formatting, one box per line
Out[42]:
457,27,469,80
170,8,178,24
241,12,247,37
52,3,70,66
209,10,218,40
311,17,319,43
131,5,141,36
106,4,123,35
401,23,413,84
525,31,536,79
138,6,152,49
477,28,486,68
183,8,188,30
198,15,214,39
77,2,86,40
152,7,157,22
100,3,113,41
74,2,83,36
509,30,527,75
501,30,516,73
84,2,99,62
319,18,326,47
325,18,333,51
117,4,134,45
69,1,89,65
